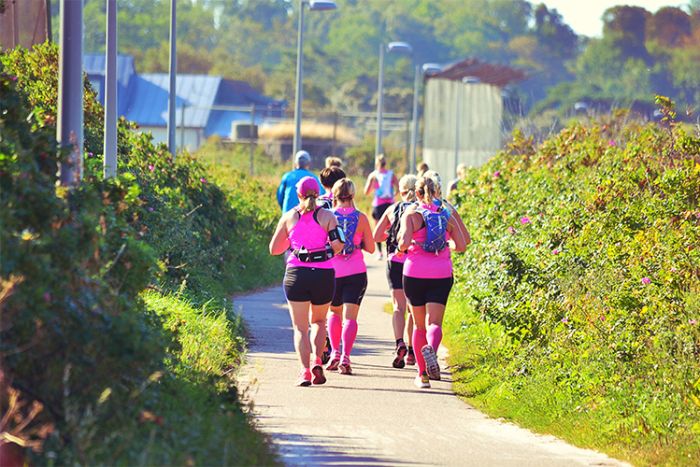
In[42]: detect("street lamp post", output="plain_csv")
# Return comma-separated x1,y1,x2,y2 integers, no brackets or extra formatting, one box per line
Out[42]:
293,0,338,159
410,63,442,174
375,41,412,157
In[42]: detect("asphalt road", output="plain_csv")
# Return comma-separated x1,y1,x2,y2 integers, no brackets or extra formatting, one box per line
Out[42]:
236,253,632,467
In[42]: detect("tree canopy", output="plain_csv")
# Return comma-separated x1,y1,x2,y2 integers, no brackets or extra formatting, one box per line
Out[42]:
71,0,700,116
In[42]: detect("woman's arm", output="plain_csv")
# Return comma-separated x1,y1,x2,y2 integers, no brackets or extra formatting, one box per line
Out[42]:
447,215,467,252
360,213,376,254
269,213,291,255
397,211,418,252
363,172,375,196
444,200,471,246
319,209,344,254
372,204,394,242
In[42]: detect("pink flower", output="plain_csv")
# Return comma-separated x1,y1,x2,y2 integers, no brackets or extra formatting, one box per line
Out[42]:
520,217,530,225
508,226,517,234
609,141,615,146
148,165,154,170
690,319,698,325
241,264,246,269
494,171,500,178
671,267,677,272
600,315,605,321
149,207,154,211
562,318,568,323
200,178,207,183
553,249,559,255
44,293,51,302
642,277,651,285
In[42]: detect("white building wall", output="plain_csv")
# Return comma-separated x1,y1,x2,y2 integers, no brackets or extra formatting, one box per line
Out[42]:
423,79,502,181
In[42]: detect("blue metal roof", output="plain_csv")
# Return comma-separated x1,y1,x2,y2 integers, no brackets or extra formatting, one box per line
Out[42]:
84,53,136,116
84,54,287,138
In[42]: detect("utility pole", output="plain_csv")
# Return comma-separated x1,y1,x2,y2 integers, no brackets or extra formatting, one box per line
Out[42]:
167,0,177,158
57,0,83,186
103,0,118,178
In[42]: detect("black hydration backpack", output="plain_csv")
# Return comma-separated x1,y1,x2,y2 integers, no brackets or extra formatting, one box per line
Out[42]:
386,201,415,254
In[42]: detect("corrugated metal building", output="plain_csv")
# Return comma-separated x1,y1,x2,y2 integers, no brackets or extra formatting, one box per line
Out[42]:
422,58,526,181
84,53,286,150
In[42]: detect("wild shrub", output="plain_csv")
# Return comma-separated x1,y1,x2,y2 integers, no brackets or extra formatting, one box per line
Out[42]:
1,45,281,465
449,104,700,465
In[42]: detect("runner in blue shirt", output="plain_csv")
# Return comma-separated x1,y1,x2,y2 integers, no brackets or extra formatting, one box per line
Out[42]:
277,151,324,213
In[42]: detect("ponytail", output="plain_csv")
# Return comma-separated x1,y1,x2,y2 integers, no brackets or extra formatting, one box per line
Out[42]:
298,190,318,214
399,174,417,202
415,177,436,206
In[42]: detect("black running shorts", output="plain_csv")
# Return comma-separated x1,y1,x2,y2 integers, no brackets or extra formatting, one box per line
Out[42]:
331,272,368,307
403,275,454,307
284,267,336,305
371,202,391,221
386,259,404,291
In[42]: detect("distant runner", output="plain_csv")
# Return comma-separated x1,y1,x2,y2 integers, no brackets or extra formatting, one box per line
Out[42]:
363,154,399,261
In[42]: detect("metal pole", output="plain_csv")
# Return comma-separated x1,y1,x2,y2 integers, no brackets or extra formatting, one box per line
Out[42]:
250,104,255,175
375,44,385,157
410,64,419,174
103,0,117,178
12,0,19,47
167,0,177,158
404,115,410,171
293,0,306,160
454,83,461,178
45,0,53,43
57,0,84,186
332,111,338,158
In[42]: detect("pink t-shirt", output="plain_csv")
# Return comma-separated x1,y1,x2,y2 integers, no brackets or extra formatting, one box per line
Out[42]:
331,207,367,278
403,203,452,279
286,209,334,269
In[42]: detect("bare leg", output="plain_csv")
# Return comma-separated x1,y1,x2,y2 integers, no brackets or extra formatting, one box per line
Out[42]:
288,301,312,370
310,303,329,361
391,289,407,341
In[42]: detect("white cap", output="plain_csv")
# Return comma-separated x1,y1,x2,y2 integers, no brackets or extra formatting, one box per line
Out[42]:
294,150,310,165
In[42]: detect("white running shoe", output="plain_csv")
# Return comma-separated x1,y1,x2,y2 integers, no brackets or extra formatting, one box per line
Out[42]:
414,371,430,389
421,345,440,380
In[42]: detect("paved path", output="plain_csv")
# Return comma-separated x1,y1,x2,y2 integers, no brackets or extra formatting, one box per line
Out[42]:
237,254,632,467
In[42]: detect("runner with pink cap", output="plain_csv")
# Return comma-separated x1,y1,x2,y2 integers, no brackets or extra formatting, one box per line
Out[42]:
269,176,346,386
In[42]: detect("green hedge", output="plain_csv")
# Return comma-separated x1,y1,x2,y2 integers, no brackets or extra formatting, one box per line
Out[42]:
448,106,700,465
1,43,280,465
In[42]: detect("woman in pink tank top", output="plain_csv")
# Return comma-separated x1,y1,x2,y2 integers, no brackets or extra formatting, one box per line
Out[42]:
372,174,419,369
397,177,469,389
325,178,375,375
269,176,344,387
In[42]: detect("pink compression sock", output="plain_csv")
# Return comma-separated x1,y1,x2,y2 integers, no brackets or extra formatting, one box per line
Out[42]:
413,329,428,374
427,324,443,351
342,319,358,356
327,313,342,352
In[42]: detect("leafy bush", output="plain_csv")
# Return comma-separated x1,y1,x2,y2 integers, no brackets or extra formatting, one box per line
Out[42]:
1,44,281,465
448,104,700,465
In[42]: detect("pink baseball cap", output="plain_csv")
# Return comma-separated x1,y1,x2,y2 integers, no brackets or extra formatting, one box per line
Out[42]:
296,176,320,197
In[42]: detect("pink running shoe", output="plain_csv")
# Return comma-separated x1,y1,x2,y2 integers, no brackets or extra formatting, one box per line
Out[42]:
392,342,407,368
326,350,341,371
421,345,440,380
339,355,352,375
295,369,312,387
406,350,416,366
